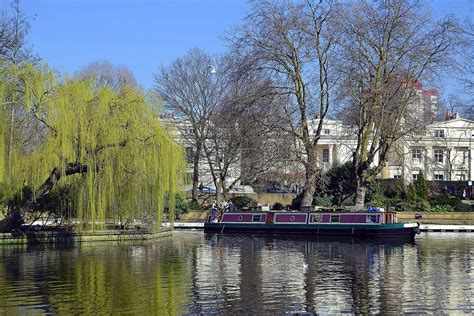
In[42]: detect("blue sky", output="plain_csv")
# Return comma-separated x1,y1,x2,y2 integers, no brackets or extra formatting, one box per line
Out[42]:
2,0,473,96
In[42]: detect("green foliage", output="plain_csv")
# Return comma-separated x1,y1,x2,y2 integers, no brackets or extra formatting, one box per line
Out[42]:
291,193,303,210
272,202,284,210
395,200,431,212
313,195,333,207
318,162,356,205
187,199,202,211
1,63,186,230
32,180,81,219
428,194,472,211
365,181,382,203
430,205,454,212
407,184,417,203
415,172,428,200
0,182,14,209
366,193,390,208
229,196,257,209
377,179,405,199
165,193,189,220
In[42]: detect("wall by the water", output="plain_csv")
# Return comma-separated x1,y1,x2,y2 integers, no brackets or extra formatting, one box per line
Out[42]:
397,212,474,225
0,228,172,245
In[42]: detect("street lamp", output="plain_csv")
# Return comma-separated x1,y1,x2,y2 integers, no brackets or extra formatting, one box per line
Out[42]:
208,65,216,74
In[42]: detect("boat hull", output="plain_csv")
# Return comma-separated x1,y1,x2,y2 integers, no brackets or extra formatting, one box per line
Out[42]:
204,222,419,240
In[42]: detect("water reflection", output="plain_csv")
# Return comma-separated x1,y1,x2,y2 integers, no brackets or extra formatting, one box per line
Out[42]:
0,236,197,315
0,232,473,315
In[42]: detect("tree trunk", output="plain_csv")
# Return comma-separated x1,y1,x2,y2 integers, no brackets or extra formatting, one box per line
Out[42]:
215,179,223,204
301,151,318,206
0,162,87,233
354,176,367,210
191,143,202,201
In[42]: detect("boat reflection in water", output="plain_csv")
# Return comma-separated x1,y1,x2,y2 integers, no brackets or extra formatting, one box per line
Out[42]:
0,232,473,314
192,233,472,315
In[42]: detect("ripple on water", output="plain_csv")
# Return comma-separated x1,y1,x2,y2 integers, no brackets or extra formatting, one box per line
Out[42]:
0,232,473,314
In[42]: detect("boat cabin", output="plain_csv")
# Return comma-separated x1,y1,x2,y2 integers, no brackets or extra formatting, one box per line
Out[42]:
218,211,397,225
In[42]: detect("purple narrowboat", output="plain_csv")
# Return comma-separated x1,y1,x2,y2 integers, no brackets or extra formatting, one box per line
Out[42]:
204,209,421,240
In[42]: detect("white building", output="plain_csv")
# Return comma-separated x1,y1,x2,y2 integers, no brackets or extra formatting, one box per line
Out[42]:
307,116,474,184
160,115,243,192
397,117,474,182
162,111,473,192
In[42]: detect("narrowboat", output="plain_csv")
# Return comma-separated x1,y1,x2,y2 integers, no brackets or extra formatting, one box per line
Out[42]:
204,208,421,240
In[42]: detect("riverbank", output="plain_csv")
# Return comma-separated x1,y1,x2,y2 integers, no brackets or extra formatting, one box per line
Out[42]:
396,211,474,225
0,227,172,245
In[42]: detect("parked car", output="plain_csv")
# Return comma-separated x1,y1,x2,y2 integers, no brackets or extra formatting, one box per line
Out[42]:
198,186,216,194
266,187,288,194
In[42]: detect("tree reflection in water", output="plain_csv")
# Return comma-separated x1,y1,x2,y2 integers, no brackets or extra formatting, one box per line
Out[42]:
0,232,473,314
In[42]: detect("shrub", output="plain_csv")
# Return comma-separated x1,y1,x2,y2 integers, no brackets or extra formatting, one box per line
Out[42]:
0,182,14,209
188,199,202,210
412,200,431,212
365,181,382,203
164,193,190,219
291,193,303,210
415,172,428,200
392,201,412,212
377,179,405,199
229,196,258,209
407,184,417,203
429,194,464,209
314,195,333,207
455,203,473,212
272,202,284,210
430,204,454,212
367,193,393,208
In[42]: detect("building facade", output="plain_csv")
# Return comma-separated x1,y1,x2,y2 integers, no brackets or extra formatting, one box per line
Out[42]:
307,116,474,184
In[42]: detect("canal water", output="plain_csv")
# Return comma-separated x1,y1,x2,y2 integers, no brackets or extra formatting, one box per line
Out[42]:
0,231,473,315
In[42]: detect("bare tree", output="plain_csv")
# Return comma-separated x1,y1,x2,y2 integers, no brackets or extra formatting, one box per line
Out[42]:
0,0,36,64
455,17,474,119
0,0,39,184
202,65,287,201
229,0,341,205
153,48,228,201
338,0,459,209
76,61,137,91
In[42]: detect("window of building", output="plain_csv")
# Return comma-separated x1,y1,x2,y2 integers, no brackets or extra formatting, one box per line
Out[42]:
434,129,445,138
434,171,444,181
434,149,444,163
412,172,419,181
322,148,330,163
412,149,422,163
394,174,402,179
460,149,469,164
330,215,340,223
324,129,330,135
414,129,426,136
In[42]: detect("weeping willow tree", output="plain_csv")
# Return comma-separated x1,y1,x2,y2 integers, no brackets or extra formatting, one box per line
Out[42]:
0,63,185,232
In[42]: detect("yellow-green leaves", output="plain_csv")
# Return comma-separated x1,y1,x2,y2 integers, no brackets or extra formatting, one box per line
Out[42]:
1,63,185,230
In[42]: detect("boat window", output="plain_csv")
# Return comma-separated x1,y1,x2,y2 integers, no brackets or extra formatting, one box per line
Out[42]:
311,214,322,223
330,215,340,223
252,214,261,222
367,215,378,223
